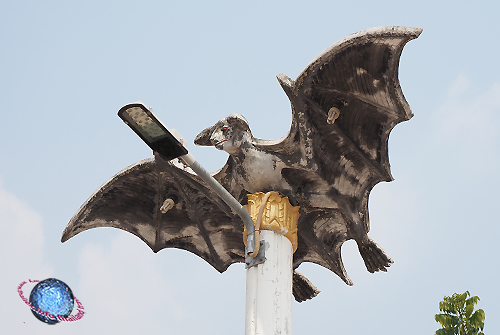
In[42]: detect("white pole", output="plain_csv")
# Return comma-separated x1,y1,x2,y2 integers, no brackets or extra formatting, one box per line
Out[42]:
245,230,293,335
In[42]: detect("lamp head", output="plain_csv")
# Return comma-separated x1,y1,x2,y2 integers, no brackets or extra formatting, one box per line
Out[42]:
118,102,188,161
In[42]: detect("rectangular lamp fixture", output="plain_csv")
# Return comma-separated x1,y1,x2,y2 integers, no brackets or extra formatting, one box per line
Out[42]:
118,103,188,161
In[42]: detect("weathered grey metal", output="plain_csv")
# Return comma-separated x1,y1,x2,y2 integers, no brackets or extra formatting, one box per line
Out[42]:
62,26,421,301
62,155,248,272
245,241,266,269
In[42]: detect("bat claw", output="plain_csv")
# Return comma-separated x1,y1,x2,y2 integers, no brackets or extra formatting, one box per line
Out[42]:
292,270,320,302
357,236,392,273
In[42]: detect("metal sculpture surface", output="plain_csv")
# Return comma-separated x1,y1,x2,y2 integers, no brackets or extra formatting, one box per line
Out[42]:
62,26,421,301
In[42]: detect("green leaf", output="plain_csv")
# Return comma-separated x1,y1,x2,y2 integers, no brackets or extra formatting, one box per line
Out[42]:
465,303,474,318
435,328,456,335
436,314,460,328
440,301,456,314
469,309,485,329
466,295,480,307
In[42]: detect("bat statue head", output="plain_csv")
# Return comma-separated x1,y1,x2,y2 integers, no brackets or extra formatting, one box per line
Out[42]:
194,114,252,155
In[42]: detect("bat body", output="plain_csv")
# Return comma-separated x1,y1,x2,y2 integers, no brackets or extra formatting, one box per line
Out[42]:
62,26,421,301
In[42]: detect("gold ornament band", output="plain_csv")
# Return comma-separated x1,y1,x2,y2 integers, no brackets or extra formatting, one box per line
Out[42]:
243,192,300,253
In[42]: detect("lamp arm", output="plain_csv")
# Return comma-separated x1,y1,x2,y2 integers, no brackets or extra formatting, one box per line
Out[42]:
179,153,256,255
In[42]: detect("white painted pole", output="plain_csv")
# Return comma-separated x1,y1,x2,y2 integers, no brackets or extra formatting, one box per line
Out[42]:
245,230,293,335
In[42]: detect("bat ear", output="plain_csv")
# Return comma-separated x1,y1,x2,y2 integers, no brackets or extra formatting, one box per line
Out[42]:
194,126,214,146
277,73,295,100
227,114,250,131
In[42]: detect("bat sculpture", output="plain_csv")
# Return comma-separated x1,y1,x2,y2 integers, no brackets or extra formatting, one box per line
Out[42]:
62,26,421,302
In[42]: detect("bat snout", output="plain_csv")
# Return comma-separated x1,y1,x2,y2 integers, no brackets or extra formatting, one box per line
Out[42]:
194,126,215,146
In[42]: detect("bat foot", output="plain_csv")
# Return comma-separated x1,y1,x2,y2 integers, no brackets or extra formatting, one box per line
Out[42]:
357,236,393,273
292,270,320,302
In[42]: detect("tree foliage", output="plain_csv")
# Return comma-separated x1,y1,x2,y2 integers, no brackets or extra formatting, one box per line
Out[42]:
435,291,485,335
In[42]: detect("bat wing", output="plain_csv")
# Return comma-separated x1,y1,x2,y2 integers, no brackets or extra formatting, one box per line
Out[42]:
260,26,421,284
61,157,245,273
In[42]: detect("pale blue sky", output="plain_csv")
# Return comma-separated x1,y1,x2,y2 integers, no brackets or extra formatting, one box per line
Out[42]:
1,1,499,334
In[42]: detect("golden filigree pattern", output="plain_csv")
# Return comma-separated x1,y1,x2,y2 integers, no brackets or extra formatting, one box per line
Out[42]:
243,192,300,253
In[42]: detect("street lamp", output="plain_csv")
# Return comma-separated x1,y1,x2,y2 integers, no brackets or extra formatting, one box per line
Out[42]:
118,102,297,334
117,102,258,256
